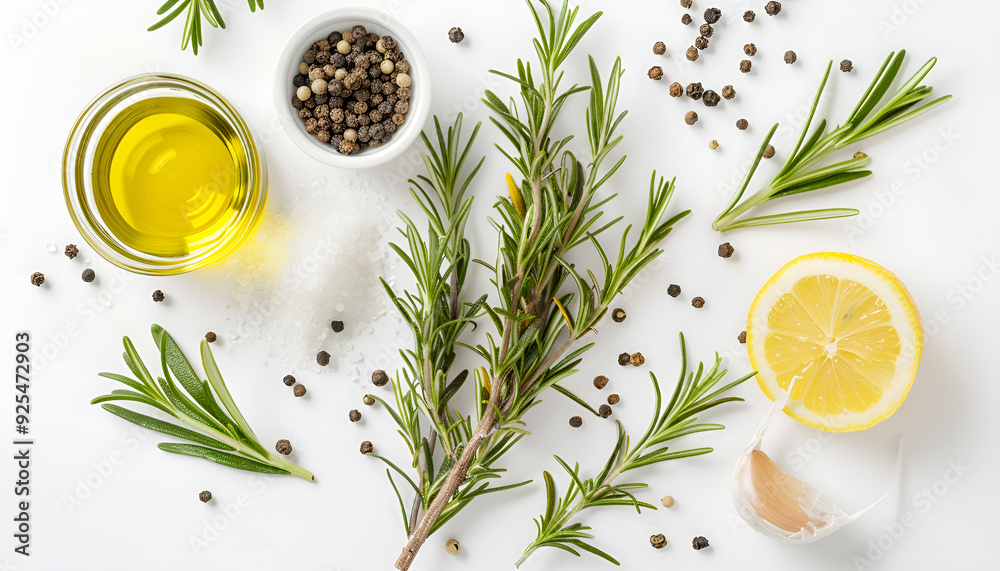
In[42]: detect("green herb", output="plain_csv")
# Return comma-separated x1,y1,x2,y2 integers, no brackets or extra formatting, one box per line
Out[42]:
148,0,264,55
384,2,689,569
516,334,753,567
713,50,951,232
91,324,313,481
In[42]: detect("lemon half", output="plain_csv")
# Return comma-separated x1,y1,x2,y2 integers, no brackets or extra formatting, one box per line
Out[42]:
747,252,923,432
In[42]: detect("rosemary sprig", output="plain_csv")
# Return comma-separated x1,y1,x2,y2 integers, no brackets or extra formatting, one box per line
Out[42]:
91,325,313,481
392,2,689,568
516,334,753,567
713,50,951,231
147,0,263,55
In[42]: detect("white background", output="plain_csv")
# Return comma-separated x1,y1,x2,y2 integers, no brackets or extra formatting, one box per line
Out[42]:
1,0,997,570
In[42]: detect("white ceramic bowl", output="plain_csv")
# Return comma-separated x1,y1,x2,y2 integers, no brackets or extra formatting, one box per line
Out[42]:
273,8,430,168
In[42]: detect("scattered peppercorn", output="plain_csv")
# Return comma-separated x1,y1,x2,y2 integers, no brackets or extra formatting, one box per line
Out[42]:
283,374,296,386
363,394,376,406
765,1,781,16
722,85,736,99
709,140,719,150
569,416,583,428
692,297,705,308
784,50,797,64
685,82,704,100
630,352,645,367
704,7,722,23
599,404,613,418
680,0,692,7
293,384,307,397
445,539,461,555
737,118,749,130
684,111,698,125
703,90,721,107
205,331,217,343
199,491,213,503
448,27,464,43
681,13,692,25
593,375,609,390
699,24,714,38
694,36,708,50
763,144,776,158
349,409,362,422
743,10,756,22
152,290,164,302
275,439,292,455
669,82,683,97
648,66,663,80
661,495,675,508
744,43,757,56
607,393,620,405
65,244,79,259
618,352,631,366
372,369,389,386
685,46,699,61
331,320,345,332
738,331,747,343
667,284,681,297
840,59,853,72
317,350,331,366
740,60,752,73
718,242,735,258
360,440,373,454
650,534,668,549
653,41,666,55
693,536,710,550
82,268,96,283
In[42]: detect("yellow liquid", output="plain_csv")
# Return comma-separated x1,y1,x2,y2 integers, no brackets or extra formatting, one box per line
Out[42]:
92,97,251,258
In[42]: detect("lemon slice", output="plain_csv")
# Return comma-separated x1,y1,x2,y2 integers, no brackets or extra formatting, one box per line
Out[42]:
746,252,922,432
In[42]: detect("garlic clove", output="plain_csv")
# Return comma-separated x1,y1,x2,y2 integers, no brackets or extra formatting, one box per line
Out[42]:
731,382,901,542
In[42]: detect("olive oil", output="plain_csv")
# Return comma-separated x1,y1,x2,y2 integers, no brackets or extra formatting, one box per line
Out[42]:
91,97,251,258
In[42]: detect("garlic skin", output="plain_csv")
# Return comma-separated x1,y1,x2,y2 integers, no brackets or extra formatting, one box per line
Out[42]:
731,385,901,542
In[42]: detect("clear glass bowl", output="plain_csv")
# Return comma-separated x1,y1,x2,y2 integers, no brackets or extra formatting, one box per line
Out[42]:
63,73,267,275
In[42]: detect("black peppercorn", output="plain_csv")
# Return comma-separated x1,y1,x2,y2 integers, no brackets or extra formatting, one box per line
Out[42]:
763,144,776,159
744,10,756,22
718,242,735,258
684,111,698,125
693,536,710,550
651,534,667,549
692,297,706,308
704,7,722,24
740,59,752,73
738,331,747,344
686,81,704,99
680,0,692,7
65,244,79,259
82,268,96,283
152,290,164,302
199,491,212,503
699,24,714,38
569,416,583,428
722,85,736,99
681,13,692,25
363,395,375,406
744,43,757,56
599,404,612,418
630,352,645,367
360,440,373,454
372,369,389,386
275,439,292,455
611,308,626,323
667,284,681,297
669,82,683,97
840,59,853,72
685,46,698,61
349,409,361,422
653,41,666,55
618,352,631,366
737,118,749,130
648,66,663,80
784,50,797,64
694,36,709,50
317,350,331,366
448,27,464,43
283,374,296,386
205,331,217,343
607,393,620,405
331,320,345,332
765,1,781,16
703,90,721,107
293,384,307,397
594,375,609,390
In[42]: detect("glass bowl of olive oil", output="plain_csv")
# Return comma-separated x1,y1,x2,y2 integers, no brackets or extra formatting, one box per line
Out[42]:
64,73,267,275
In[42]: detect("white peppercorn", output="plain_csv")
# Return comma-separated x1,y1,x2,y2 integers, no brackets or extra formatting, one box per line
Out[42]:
296,86,311,101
